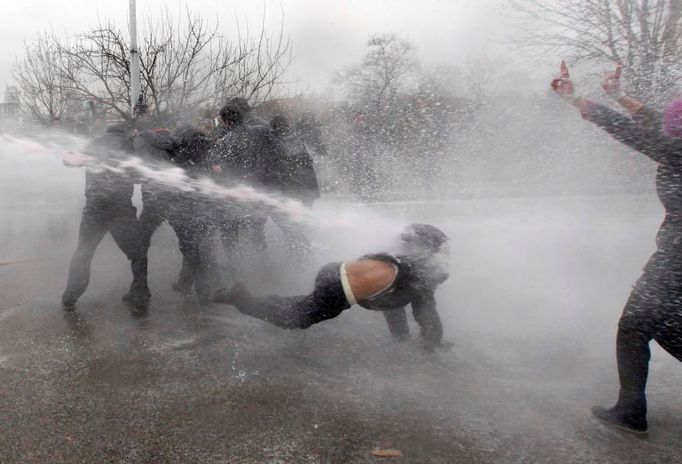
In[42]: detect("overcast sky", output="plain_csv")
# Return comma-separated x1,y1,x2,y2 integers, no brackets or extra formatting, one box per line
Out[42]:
1,0,517,98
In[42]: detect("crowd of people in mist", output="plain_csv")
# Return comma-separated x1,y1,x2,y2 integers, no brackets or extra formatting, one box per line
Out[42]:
57,95,453,356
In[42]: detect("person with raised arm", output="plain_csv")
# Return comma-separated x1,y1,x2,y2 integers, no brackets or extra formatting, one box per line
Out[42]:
551,61,682,435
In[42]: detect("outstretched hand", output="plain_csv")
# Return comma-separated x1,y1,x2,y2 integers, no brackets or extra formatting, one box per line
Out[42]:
551,60,576,102
62,151,95,167
602,63,625,99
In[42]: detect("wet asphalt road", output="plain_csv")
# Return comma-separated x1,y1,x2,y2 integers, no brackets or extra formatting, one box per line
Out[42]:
1,196,681,463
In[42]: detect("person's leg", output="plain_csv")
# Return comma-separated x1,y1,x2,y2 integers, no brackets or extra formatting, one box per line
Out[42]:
194,214,220,301
382,307,410,341
213,262,350,329
62,207,112,308
111,204,157,308
592,252,666,433
654,310,682,362
271,211,312,267
167,212,197,294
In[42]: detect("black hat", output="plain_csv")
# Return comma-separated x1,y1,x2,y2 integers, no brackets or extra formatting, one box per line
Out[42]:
219,97,250,125
400,223,449,252
270,113,289,135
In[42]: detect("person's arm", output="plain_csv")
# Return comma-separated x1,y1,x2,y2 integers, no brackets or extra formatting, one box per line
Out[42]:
411,289,443,352
600,63,662,133
579,101,682,165
382,307,410,341
552,61,682,165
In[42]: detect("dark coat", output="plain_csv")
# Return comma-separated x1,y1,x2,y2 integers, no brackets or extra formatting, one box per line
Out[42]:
357,253,449,347
275,132,320,203
83,125,135,208
208,122,286,192
582,102,682,249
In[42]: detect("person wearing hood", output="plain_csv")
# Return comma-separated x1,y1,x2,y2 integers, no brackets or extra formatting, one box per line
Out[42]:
552,62,682,435
61,122,147,312
213,223,451,352
268,113,320,264
208,98,286,273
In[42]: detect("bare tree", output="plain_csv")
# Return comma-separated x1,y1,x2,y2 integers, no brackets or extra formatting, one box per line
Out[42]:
16,5,292,122
335,33,418,110
12,34,75,123
511,0,682,104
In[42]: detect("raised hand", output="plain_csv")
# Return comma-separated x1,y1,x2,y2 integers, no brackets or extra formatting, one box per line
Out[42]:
551,60,576,101
602,63,625,99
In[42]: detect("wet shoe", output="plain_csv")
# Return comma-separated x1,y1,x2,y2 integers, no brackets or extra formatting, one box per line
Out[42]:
212,282,249,305
172,281,193,295
591,405,648,436
62,299,77,312
122,291,150,312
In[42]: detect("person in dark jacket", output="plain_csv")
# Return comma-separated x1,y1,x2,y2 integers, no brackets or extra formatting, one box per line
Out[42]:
61,122,147,311
130,128,179,309
552,61,682,435
168,126,218,299
213,223,450,351
269,113,321,263
208,98,285,270
295,111,327,158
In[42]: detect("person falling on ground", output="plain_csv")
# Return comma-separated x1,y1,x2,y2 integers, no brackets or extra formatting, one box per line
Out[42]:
552,61,682,435
213,223,451,352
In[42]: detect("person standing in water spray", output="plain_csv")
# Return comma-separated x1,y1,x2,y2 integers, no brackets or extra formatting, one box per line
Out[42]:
213,223,451,352
61,122,148,312
552,61,682,435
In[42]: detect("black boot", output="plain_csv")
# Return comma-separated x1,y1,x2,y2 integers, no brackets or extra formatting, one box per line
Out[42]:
61,293,77,312
172,280,193,295
213,282,250,305
122,285,151,313
591,404,648,435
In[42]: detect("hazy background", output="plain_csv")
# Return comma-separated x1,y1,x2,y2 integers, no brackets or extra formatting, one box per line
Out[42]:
0,0,527,95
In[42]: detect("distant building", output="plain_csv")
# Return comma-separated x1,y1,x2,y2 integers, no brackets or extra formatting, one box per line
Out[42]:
0,85,20,122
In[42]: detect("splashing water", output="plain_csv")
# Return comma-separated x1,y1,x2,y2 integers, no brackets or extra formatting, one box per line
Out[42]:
0,131,408,242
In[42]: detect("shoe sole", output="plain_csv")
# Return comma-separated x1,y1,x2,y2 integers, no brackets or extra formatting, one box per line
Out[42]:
592,413,649,437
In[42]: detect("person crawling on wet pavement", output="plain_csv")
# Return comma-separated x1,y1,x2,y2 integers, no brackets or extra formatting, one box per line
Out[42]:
213,223,451,352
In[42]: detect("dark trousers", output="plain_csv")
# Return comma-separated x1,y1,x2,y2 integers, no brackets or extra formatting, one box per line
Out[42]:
233,262,350,328
137,201,216,298
63,203,146,303
615,249,682,417
270,210,312,266
216,212,268,279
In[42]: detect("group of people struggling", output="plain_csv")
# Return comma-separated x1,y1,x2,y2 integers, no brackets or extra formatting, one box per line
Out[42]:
60,97,322,311
57,60,682,436
59,97,453,355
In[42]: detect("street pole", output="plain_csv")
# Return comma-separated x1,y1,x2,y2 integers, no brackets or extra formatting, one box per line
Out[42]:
129,0,140,118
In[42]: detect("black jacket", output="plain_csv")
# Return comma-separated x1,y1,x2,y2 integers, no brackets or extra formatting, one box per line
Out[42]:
358,253,449,347
208,123,286,192
583,103,682,249
275,132,320,203
133,129,178,207
84,125,135,208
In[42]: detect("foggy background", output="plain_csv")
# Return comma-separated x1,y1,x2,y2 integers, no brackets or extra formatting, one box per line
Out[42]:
1,1,681,463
